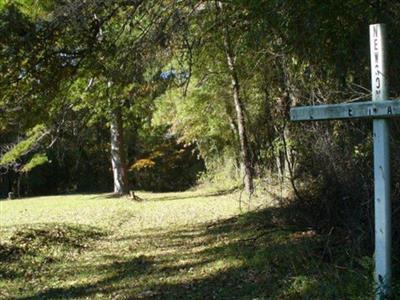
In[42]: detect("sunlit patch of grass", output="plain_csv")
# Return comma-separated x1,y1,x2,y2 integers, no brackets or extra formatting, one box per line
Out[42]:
0,189,376,299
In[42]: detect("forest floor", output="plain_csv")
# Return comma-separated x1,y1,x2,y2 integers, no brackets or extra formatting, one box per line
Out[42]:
0,187,374,299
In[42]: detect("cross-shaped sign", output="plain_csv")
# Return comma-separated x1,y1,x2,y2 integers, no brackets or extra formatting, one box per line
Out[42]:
290,24,393,299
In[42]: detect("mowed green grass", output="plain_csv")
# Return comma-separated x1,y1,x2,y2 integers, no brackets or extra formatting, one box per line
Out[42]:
1,190,245,232
0,189,374,299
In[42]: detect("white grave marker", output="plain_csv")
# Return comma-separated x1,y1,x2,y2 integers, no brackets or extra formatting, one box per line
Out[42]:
290,24,393,299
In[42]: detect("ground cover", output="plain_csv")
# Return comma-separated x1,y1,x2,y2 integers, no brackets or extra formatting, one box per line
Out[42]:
0,188,375,299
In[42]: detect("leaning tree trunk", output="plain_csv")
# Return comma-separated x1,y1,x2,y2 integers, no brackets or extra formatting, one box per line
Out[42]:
110,107,129,195
217,1,253,194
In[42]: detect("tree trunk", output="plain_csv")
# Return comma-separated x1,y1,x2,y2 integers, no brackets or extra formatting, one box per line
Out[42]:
217,1,253,194
16,174,21,198
110,107,129,195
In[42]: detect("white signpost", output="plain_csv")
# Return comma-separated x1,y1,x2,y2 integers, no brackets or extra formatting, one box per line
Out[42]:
290,24,393,299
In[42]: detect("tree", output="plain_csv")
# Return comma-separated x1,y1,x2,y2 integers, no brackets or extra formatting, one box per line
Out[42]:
0,0,184,195
215,1,253,194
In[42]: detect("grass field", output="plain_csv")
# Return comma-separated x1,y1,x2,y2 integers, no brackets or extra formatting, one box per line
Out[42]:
0,188,376,299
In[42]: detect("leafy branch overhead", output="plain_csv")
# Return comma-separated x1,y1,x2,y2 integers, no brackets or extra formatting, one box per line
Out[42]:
0,124,49,172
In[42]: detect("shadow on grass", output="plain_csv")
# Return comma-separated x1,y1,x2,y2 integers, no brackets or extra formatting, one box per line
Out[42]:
84,188,238,202
0,243,26,262
4,207,375,299
0,223,107,283
16,255,155,300
9,224,106,248
145,188,239,203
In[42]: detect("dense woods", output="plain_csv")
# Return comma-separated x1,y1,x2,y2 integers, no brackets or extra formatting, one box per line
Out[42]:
2,0,400,276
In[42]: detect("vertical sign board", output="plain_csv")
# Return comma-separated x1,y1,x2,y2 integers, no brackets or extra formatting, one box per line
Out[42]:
290,24,393,299
370,24,391,297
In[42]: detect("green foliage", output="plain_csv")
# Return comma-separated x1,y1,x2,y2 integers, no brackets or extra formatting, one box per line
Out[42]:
0,124,47,166
0,0,55,18
129,127,205,192
20,153,48,173
0,0,191,196
153,82,235,165
197,155,241,191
